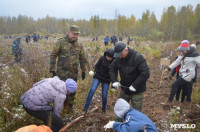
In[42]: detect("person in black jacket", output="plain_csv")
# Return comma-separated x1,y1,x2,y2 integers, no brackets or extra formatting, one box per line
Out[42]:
82,48,114,114
110,42,150,111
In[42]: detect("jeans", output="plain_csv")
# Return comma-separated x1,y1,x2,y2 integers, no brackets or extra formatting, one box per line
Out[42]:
84,78,109,111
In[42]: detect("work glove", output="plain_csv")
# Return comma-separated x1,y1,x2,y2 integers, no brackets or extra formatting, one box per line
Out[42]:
129,85,136,92
104,121,115,131
164,67,171,72
50,71,56,77
169,74,173,80
112,82,121,88
89,70,94,76
110,86,116,92
82,71,85,80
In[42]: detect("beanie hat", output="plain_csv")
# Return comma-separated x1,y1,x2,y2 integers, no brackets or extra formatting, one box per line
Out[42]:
178,40,190,51
65,78,77,93
191,44,196,49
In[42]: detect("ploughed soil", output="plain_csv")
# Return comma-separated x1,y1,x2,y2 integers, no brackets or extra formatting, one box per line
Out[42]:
63,46,200,132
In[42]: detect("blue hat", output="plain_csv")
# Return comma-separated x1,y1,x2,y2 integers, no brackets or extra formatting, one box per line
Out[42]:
65,78,77,93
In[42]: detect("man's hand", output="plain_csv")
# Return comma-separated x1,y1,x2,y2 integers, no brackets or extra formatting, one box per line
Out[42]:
129,85,136,92
112,82,121,88
164,67,171,72
164,69,168,72
50,71,56,77
82,71,85,80
104,121,115,131
89,70,94,76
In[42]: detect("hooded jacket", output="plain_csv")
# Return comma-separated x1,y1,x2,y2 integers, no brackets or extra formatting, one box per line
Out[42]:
20,76,67,117
113,98,157,132
169,47,200,82
109,48,150,95
93,48,114,83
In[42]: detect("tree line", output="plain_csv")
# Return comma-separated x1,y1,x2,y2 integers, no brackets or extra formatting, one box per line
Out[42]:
0,4,200,41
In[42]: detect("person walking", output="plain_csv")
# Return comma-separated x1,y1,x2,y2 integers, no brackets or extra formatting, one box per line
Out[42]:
49,25,87,113
104,36,109,46
12,36,23,63
109,42,150,111
82,48,114,114
20,77,77,132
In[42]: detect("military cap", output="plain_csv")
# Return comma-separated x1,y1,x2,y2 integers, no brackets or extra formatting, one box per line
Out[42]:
16,36,22,39
70,25,80,34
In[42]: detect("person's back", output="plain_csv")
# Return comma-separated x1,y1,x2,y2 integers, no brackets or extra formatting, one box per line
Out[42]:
104,98,157,132
104,36,109,42
21,76,67,116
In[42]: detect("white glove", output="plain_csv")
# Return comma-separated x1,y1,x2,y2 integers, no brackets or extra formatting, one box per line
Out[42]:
129,85,136,92
104,121,115,131
112,82,121,88
110,88,116,92
89,70,94,76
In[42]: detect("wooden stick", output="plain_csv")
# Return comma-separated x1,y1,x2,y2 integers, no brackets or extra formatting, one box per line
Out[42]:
59,106,99,132
159,69,167,88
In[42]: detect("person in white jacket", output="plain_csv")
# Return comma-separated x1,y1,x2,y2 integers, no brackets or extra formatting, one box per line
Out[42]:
163,40,200,105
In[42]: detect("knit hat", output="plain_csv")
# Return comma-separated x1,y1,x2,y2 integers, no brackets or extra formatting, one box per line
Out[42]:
65,78,77,93
178,40,190,51
191,44,196,49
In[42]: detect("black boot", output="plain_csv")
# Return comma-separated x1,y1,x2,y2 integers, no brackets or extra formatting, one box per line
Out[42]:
82,109,87,115
102,109,106,114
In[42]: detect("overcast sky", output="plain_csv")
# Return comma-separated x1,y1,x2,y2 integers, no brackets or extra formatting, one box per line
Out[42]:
0,0,199,21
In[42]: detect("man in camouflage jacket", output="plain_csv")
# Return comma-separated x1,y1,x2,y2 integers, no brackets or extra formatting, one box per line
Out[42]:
12,36,23,62
49,25,87,113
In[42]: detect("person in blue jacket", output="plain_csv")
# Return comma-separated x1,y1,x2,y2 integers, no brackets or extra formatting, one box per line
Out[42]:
104,98,157,132
104,36,109,46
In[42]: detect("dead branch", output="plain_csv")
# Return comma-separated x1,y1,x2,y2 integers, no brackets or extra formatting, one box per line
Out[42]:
59,106,99,132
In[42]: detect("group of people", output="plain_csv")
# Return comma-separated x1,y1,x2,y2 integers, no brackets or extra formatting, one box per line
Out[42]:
162,40,200,106
104,34,123,46
16,24,199,132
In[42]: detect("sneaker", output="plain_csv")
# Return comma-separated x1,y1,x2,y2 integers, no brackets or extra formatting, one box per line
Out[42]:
82,109,87,115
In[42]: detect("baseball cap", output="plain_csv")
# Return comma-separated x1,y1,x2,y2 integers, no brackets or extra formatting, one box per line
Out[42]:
70,25,80,34
113,42,126,58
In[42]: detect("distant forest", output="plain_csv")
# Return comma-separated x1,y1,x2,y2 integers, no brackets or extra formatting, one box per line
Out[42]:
0,4,200,41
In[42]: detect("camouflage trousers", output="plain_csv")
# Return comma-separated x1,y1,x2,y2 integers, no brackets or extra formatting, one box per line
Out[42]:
120,90,143,111
58,75,77,114
13,52,22,63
